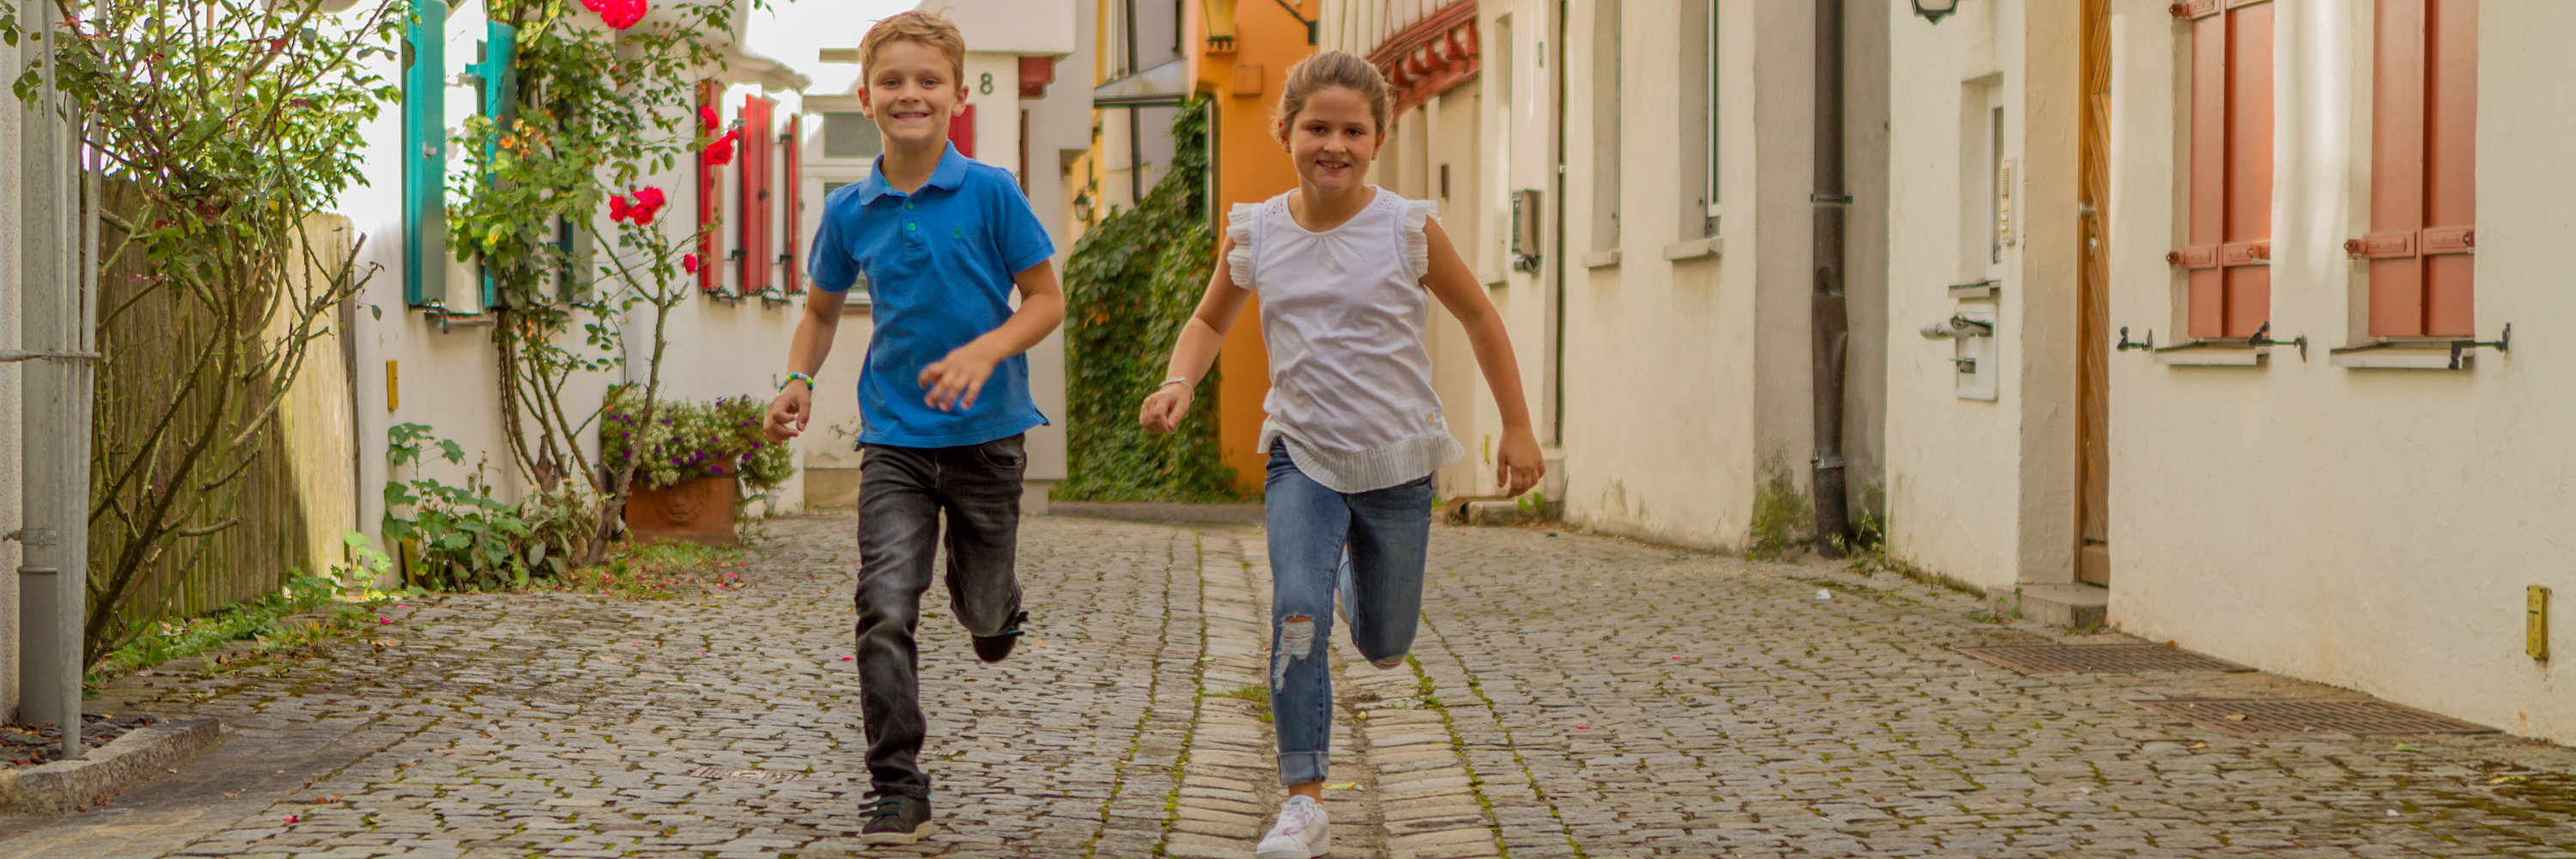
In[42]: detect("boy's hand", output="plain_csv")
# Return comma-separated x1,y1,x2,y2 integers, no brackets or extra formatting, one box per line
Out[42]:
1139,382,1191,434
1497,427,1544,498
765,385,811,442
920,344,999,412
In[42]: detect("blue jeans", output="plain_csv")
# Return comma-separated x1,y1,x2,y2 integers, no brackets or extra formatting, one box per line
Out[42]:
1264,445,1435,786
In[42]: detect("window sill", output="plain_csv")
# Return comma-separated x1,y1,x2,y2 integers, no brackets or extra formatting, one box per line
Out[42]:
1661,236,1721,261
1581,249,1622,270
2328,341,2468,370
2152,341,2269,367
1949,278,1999,300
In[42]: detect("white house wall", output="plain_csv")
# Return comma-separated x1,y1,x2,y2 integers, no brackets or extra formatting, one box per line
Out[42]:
1881,0,2080,592
2104,0,2573,744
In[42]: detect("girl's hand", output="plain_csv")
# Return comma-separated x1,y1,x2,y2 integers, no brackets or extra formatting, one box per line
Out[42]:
765,385,811,443
1497,428,1544,497
920,345,999,412
1139,382,1192,434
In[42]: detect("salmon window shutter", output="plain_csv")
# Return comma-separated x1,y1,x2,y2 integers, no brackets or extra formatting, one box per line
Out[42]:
2359,0,2476,338
950,103,975,159
739,94,775,297
782,113,805,294
696,81,721,293
2170,0,2274,339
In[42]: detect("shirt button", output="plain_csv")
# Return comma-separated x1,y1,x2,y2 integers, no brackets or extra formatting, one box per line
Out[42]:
904,201,914,210
906,222,916,231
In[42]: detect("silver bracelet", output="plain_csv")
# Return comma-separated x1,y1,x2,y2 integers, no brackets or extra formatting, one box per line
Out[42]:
1157,377,1191,392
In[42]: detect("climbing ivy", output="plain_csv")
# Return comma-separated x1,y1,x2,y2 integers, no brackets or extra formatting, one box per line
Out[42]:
1057,99,1241,502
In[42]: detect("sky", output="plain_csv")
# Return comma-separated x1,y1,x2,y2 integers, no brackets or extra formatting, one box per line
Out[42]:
745,0,922,94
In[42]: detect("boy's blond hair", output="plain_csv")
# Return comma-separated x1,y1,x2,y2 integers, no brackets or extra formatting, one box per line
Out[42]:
860,9,969,83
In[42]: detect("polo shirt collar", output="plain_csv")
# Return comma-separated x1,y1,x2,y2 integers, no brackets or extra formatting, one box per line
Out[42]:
855,142,971,204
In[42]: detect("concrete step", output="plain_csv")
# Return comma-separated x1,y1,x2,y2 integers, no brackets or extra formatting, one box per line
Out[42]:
1984,582,2109,628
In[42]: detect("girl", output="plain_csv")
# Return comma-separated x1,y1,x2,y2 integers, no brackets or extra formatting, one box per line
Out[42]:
1138,52,1543,859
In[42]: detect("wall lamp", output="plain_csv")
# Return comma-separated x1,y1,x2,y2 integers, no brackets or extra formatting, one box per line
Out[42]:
1913,0,1960,24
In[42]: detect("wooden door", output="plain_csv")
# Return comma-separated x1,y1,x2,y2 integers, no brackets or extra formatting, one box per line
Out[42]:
2076,0,2112,585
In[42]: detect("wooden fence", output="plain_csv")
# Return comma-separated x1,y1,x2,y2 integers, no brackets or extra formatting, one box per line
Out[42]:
88,179,358,636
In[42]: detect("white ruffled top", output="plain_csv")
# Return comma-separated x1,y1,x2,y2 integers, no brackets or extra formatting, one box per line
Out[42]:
1227,187,1464,494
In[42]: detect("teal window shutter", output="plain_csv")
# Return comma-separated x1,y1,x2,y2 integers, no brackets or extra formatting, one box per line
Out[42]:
464,21,516,309
402,0,448,308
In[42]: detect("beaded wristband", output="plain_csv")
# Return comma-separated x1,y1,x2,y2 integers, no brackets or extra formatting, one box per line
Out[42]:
781,372,817,392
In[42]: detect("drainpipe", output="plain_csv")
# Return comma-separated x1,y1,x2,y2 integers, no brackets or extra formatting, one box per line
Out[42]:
1808,1,1852,557
10,2,94,758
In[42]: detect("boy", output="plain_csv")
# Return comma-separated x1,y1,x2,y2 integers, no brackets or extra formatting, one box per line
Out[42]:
762,9,1065,845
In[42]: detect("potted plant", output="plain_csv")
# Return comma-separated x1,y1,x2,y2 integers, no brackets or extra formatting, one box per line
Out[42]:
603,388,795,545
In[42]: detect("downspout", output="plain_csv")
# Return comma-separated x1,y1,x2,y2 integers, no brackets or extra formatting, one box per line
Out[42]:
1124,0,1144,204
1808,1,1852,557
10,1,93,756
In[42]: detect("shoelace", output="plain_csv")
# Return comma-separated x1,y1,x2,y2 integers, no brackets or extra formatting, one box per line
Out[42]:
860,795,908,820
1269,799,1320,836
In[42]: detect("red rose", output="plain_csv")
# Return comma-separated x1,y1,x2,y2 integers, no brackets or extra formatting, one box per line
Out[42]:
703,128,740,166
683,253,700,274
593,0,645,29
700,104,719,129
607,193,632,222
628,186,667,225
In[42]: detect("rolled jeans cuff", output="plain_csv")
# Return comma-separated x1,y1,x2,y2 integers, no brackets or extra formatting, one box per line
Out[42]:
1277,752,1330,787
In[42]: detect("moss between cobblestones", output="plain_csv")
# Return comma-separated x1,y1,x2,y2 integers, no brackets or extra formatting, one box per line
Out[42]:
1402,655,1505,858
1417,616,1590,859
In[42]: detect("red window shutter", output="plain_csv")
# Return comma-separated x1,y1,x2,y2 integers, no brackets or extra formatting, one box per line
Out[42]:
2360,0,2476,338
950,103,975,159
739,94,775,297
2173,0,2274,339
697,81,720,293
782,113,805,294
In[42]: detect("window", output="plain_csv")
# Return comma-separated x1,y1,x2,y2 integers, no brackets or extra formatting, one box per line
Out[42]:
822,111,882,161
2360,0,2476,338
1589,0,1620,256
2170,0,2273,340
1679,0,1717,238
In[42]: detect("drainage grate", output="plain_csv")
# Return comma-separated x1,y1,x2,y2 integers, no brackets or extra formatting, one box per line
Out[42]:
1953,643,2253,673
688,765,808,783
2134,698,2498,736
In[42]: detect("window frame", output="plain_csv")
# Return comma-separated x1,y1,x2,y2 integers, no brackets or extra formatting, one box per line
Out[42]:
2168,0,2276,342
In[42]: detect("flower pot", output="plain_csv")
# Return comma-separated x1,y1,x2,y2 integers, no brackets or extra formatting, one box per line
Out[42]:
623,474,739,546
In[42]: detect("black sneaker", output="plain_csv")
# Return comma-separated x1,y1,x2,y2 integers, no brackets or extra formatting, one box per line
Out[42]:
860,794,933,844
971,611,1029,663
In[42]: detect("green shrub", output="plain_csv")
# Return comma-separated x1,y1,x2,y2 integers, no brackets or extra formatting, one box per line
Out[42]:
600,387,795,493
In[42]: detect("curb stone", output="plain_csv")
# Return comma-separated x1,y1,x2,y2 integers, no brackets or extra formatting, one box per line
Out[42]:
0,716,221,815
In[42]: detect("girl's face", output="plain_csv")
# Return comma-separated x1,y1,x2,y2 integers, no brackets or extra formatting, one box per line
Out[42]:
1279,86,1383,195
860,39,967,152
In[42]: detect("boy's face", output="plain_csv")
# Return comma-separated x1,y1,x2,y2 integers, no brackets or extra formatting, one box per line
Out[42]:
859,39,967,151
1279,86,1383,195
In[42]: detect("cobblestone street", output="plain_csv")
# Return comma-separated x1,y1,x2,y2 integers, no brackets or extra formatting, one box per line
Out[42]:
3,512,2573,858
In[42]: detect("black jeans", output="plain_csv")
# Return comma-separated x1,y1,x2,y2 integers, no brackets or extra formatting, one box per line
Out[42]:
854,434,1027,798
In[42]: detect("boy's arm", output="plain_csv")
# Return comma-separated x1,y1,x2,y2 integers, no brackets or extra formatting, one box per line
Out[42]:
1419,218,1543,497
765,288,848,442
918,259,1067,412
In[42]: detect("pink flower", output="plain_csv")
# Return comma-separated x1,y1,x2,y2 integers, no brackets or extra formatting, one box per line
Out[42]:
377,617,392,624
682,253,700,274
589,0,647,29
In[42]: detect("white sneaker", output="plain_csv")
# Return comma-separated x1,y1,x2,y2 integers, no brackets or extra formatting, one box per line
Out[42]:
1255,795,1331,858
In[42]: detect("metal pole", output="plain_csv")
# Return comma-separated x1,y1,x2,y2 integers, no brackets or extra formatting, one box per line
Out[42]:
15,0,88,758
1808,0,1853,557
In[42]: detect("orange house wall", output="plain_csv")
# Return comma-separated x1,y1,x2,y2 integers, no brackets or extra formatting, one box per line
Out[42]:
1190,1,1314,497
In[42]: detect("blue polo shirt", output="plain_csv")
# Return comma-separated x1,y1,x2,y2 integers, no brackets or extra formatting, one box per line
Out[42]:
809,143,1054,448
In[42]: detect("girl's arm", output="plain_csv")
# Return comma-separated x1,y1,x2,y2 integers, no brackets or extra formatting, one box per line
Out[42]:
1140,231,1255,434
1419,218,1545,497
